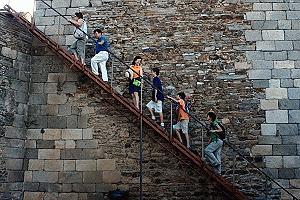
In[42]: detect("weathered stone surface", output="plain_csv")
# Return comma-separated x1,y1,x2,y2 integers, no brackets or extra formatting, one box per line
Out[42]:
248,70,271,79
32,171,59,183
279,99,299,110
59,172,82,183
38,149,60,160
273,145,297,155
76,160,96,171
252,145,272,155
83,172,103,183
44,160,63,171
277,124,298,135
103,171,121,183
283,156,300,168
266,110,288,123
266,88,288,99
47,94,68,105
265,156,283,168
62,129,82,140
261,124,276,135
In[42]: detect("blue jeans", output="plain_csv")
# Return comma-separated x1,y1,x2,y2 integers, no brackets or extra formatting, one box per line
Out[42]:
205,138,223,174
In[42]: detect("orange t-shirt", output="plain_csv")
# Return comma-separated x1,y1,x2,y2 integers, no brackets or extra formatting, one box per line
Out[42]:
178,99,189,120
131,65,142,79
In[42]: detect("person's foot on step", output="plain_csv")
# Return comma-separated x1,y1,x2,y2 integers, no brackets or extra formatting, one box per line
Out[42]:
160,122,164,127
151,116,155,120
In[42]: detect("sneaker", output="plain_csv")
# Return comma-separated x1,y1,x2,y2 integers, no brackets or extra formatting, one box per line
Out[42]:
160,123,164,127
151,116,155,120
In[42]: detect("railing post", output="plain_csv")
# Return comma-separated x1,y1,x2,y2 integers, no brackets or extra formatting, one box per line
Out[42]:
139,79,143,200
170,101,173,141
232,152,237,184
201,127,204,158
110,58,114,88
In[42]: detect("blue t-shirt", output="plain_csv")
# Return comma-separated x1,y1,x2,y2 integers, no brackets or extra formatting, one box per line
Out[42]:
95,35,110,53
152,76,164,101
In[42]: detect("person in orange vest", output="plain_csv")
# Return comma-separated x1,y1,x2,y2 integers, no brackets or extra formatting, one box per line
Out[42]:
167,92,190,148
129,56,143,109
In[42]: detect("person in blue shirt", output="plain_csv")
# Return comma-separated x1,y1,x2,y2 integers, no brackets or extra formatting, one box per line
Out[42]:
146,68,164,127
91,29,110,82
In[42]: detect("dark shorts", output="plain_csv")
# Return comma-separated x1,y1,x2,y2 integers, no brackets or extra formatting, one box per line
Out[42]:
129,78,141,94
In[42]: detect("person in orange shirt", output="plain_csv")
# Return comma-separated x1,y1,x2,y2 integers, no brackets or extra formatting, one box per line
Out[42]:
167,92,190,148
129,56,143,109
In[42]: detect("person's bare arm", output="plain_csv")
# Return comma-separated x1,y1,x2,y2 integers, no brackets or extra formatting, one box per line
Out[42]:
69,18,83,27
211,123,222,133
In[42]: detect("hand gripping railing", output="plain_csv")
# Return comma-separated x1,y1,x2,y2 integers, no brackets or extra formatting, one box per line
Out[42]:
4,2,299,200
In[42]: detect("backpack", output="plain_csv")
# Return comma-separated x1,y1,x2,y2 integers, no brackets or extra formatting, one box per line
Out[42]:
175,100,192,114
212,120,226,140
74,20,87,39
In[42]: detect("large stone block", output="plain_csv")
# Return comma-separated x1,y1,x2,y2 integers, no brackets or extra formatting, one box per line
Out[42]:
283,156,300,167
279,99,299,109
67,115,78,128
71,0,90,7
253,80,269,88
31,83,44,94
47,94,68,104
59,172,82,183
58,104,72,115
252,145,272,156
44,83,58,94
38,149,60,159
287,11,300,19
75,140,98,149
266,88,287,99
264,51,287,60
72,184,95,193
45,8,66,16
83,172,103,183
274,61,294,69
289,110,300,123
245,30,262,41
248,69,271,79
266,110,288,123
24,192,44,200
260,99,278,110
61,149,82,159
28,159,44,170
35,16,55,26
32,171,59,183
258,136,282,144
253,3,272,10
52,0,71,8
29,94,47,105
277,124,298,135
83,129,93,140
262,30,284,40
266,11,286,20
281,79,294,87
272,69,291,78
42,129,61,140
288,51,300,60
251,20,277,30
294,79,300,87
252,60,273,69
62,129,82,140
44,160,63,171
282,135,300,144
37,140,55,149
5,147,25,159
276,20,292,29
6,159,23,170
273,145,297,155
63,160,75,171
76,160,96,171
265,156,283,168
261,124,276,135
288,88,300,99
256,41,275,51
48,116,67,128
285,30,300,40
47,73,66,83
246,12,266,20
97,159,116,171
269,79,280,88
291,69,300,78
273,3,289,10
7,171,24,182
103,171,121,183
246,51,264,60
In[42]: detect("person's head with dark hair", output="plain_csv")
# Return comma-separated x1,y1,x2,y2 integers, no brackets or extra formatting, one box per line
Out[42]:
207,111,217,122
177,92,186,100
75,12,83,19
152,67,159,76
132,56,142,66
93,29,102,39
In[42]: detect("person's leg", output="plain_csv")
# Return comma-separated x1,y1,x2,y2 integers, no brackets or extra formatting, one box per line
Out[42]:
205,142,221,167
146,101,155,120
77,39,86,65
155,101,164,126
131,93,136,107
173,123,183,143
99,51,109,81
214,139,223,174
181,120,190,148
91,53,101,75
68,40,79,60
134,92,139,109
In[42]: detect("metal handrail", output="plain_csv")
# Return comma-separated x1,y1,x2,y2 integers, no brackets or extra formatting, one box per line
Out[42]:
5,2,299,199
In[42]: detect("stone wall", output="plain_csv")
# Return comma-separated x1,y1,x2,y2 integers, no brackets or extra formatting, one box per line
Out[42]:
23,41,229,199
31,0,285,198
0,13,33,199
245,1,300,198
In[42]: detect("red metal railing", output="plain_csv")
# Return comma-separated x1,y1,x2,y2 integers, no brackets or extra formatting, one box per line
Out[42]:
4,4,247,200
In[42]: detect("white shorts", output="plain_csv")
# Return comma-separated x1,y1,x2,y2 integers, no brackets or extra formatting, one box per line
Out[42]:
173,119,189,134
146,100,163,113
